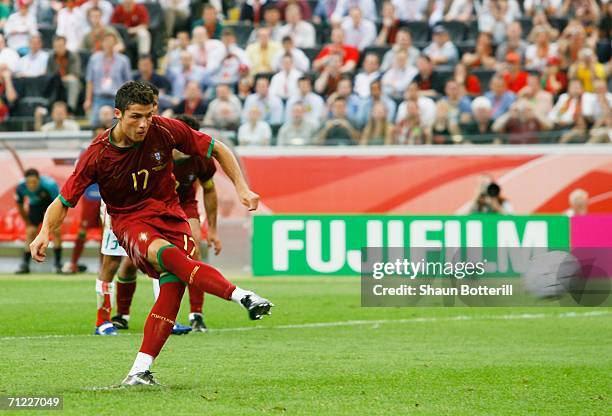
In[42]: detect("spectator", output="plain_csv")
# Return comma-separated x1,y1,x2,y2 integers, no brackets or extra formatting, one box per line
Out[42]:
313,28,360,74
203,83,242,129
247,5,283,43
431,100,460,144
15,33,48,78
484,75,516,120
557,19,591,66
566,188,589,216
525,26,558,72
96,105,115,129
492,98,553,144
246,27,282,76
549,78,585,129
477,0,522,44
395,82,436,127
167,51,207,99
0,66,18,122
238,105,272,146
381,28,420,72
237,76,254,102
277,4,316,49
79,0,113,28
502,52,529,93
445,0,474,22
169,80,208,118
518,73,554,117
582,78,612,124
460,96,496,143
240,0,270,25
356,79,397,127
423,25,459,66
396,100,432,145
192,4,224,40
524,0,563,17
413,55,446,97
327,76,362,127
442,79,473,124
0,34,20,73
314,53,343,96
277,101,318,145
569,48,607,93
0,0,9,30
269,54,303,100
272,36,310,73
469,175,513,214
81,6,125,53
46,36,81,112
376,1,401,46
55,1,85,52
160,0,189,38
84,33,131,124
381,49,418,100
354,53,381,98
540,56,567,95
164,31,191,72
110,0,151,56
454,62,482,96
331,0,377,23
559,0,600,25
316,97,359,144
187,26,225,70
392,0,427,22
587,112,612,143
278,0,313,20
313,0,339,24
4,0,37,54
360,101,394,145
242,76,284,125
341,7,377,51
35,101,80,132
462,32,497,69
135,55,172,110
285,76,326,125
495,22,528,63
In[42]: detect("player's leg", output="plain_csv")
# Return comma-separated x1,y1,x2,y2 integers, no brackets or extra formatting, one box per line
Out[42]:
64,225,87,274
51,227,63,274
16,224,37,274
112,257,138,330
94,254,120,336
186,217,207,332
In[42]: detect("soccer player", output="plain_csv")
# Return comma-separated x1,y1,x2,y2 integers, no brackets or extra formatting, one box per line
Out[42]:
30,81,272,386
112,114,219,333
15,169,63,274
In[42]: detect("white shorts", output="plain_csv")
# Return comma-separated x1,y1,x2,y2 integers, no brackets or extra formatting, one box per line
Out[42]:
100,200,128,257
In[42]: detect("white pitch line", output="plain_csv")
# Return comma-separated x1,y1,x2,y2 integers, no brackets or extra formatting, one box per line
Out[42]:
0,311,608,342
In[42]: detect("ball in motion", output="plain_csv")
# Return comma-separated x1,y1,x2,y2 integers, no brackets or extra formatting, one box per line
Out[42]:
523,251,582,299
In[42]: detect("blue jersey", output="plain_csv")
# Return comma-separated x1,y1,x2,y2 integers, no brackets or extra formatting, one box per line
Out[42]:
15,175,59,207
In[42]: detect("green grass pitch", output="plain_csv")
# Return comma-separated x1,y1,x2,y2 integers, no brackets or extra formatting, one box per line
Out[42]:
0,273,610,415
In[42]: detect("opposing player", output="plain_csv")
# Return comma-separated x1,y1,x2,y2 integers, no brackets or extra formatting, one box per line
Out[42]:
112,114,219,333
16,169,63,274
30,81,273,386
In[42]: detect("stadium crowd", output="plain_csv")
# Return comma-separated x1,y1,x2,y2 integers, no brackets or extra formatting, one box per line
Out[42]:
0,0,610,145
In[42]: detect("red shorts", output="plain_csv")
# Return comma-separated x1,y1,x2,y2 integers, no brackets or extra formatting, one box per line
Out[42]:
80,198,101,229
180,200,199,220
112,215,196,279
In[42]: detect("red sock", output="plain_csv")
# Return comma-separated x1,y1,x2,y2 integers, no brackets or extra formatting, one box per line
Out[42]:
139,281,185,358
160,246,235,300
116,278,137,316
96,280,113,326
71,231,86,266
188,285,204,314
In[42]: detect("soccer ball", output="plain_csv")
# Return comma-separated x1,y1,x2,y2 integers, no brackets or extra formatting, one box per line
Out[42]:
523,251,582,299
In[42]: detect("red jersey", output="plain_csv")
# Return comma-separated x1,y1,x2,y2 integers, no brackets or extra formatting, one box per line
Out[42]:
59,116,215,224
110,4,149,28
315,44,360,67
173,156,216,205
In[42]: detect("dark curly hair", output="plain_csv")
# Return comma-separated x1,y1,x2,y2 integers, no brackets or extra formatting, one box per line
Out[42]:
115,81,155,113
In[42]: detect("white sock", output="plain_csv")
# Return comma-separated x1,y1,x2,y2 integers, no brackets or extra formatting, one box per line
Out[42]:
95,279,115,310
189,312,202,321
152,278,160,301
128,352,154,376
231,286,252,304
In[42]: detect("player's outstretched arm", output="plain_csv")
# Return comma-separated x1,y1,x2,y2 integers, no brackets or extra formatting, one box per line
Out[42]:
30,198,68,262
211,140,260,211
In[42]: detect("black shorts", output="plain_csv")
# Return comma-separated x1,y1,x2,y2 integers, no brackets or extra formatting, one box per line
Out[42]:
28,203,51,226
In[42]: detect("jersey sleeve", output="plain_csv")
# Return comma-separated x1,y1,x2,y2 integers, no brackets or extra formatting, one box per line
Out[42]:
59,146,98,208
160,116,215,159
196,158,216,182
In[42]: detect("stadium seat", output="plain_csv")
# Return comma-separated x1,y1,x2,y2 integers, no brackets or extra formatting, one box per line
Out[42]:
519,18,533,38
440,21,467,42
456,42,476,58
38,25,55,49
433,67,454,87
13,76,52,98
548,17,568,32
225,22,254,48
313,22,331,45
359,45,390,66
301,47,322,63
400,21,430,48
13,96,49,117
471,68,495,89
465,20,479,42
596,40,611,63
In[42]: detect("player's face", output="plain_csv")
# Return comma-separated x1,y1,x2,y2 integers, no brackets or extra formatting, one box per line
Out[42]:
25,176,40,192
117,104,154,142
